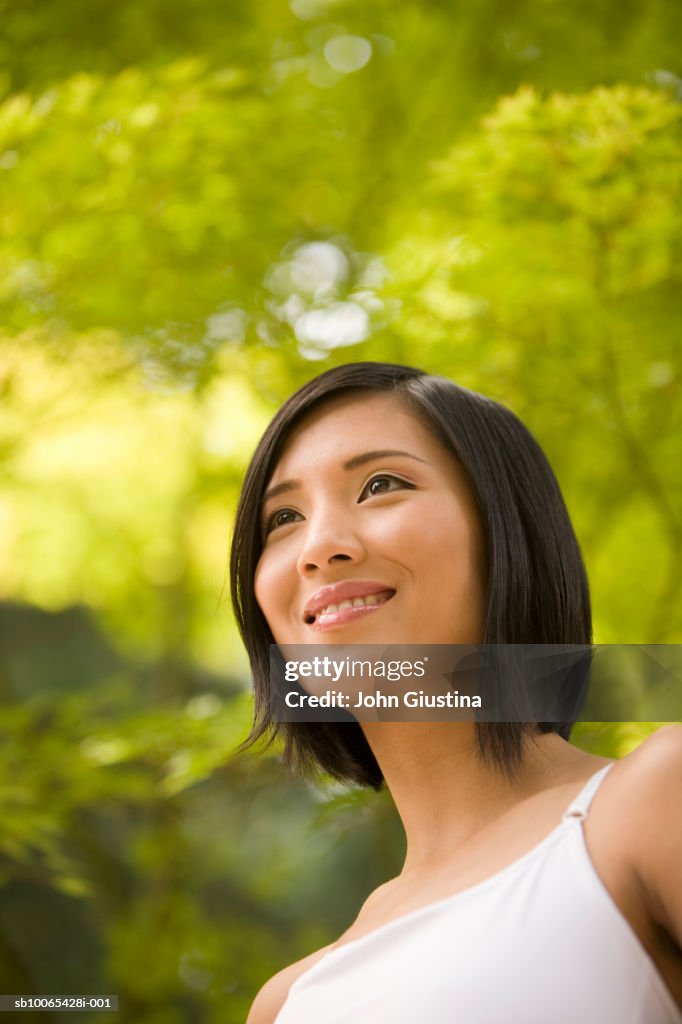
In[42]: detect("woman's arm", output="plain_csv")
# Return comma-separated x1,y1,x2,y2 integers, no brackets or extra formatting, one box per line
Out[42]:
629,725,682,949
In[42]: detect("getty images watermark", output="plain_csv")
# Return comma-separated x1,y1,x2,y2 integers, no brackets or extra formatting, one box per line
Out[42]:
269,645,682,723
281,653,479,711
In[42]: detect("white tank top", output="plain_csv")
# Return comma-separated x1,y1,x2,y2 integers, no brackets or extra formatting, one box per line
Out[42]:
275,765,681,1023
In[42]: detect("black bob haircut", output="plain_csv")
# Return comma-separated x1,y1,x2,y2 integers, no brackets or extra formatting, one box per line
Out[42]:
230,362,592,788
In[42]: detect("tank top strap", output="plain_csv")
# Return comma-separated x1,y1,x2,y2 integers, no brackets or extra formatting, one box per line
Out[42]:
561,763,614,823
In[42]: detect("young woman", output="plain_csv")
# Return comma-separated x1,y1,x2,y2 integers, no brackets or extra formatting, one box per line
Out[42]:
230,363,682,1023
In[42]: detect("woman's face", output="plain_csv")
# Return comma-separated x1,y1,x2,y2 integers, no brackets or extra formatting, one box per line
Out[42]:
254,392,486,646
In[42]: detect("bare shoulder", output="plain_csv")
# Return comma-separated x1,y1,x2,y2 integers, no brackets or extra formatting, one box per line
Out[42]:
600,725,682,826
246,945,333,1024
245,881,398,1024
610,724,682,791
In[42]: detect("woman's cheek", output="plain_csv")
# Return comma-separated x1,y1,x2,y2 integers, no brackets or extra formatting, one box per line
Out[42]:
254,553,279,621
369,503,420,545
374,500,444,555
259,541,301,620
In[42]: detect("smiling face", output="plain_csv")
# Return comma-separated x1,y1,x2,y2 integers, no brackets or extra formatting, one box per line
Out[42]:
254,391,487,647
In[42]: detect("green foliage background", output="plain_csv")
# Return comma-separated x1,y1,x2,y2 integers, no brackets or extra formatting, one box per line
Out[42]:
0,1,680,1020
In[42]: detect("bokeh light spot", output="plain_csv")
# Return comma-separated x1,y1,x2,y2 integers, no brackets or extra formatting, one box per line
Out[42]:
323,35,372,74
295,301,369,351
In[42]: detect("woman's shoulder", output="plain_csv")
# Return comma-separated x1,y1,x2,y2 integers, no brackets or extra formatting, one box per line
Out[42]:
607,724,682,794
595,724,682,832
246,945,333,1024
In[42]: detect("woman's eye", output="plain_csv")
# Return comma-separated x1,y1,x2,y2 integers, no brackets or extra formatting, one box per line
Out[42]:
264,508,302,535
360,475,414,500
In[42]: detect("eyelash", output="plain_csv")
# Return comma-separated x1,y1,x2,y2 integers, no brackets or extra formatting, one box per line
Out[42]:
262,474,415,537
359,473,415,500
263,508,302,535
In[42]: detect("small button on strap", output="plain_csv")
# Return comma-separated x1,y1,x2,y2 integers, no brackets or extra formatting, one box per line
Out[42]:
562,764,614,823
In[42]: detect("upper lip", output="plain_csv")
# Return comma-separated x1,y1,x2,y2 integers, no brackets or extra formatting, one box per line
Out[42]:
303,580,395,621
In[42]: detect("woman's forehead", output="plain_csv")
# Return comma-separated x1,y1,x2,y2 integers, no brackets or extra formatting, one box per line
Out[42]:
271,393,424,466
264,390,462,490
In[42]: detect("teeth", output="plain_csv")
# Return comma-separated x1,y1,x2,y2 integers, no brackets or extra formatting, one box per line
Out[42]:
317,593,388,617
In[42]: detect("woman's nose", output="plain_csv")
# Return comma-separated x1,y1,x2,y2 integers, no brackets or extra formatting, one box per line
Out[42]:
296,515,366,576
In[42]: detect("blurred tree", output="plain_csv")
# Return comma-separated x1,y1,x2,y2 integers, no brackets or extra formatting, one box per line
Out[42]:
395,85,681,642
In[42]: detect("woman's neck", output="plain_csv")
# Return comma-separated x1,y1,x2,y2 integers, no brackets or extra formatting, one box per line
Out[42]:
360,722,593,875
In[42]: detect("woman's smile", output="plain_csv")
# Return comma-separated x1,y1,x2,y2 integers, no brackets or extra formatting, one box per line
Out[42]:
303,580,396,630
254,392,486,647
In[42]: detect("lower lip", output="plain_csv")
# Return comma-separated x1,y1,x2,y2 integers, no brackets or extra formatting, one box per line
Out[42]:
311,595,394,632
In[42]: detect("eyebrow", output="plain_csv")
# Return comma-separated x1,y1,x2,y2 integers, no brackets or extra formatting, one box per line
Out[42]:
261,449,427,505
